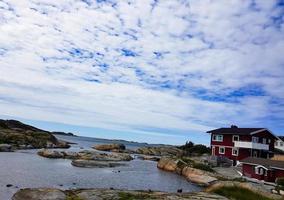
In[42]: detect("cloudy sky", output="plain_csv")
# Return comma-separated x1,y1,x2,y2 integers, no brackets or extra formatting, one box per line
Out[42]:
0,0,284,145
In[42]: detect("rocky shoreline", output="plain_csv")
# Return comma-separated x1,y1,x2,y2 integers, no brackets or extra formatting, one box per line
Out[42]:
12,188,228,200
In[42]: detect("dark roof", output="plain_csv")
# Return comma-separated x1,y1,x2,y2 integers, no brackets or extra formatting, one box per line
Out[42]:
278,136,284,141
241,157,284,169
206,127,265,135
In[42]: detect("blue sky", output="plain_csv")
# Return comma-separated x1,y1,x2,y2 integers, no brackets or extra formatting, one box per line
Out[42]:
0,0,284,145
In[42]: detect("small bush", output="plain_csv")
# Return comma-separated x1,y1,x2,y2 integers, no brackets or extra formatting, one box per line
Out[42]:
118,192,151,200
179,141,210,156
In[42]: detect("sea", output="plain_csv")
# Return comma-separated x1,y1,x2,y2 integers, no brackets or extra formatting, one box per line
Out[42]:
0,135,201,199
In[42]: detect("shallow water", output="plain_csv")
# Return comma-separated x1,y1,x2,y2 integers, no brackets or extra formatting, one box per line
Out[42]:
0,136,201,199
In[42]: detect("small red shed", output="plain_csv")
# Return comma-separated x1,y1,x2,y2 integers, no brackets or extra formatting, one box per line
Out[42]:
240,157,284,183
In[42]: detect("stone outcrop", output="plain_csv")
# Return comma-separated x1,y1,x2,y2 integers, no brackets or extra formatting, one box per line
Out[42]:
157,157,217,186
71,160,127,168
93,143,126,151
0,119,70,149
38,149,133,161
12,188,66,200
136,146,183,157
0,144,12,152
12,188,229,200
136,155,160,161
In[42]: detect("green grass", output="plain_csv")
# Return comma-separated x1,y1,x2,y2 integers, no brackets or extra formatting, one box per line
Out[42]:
212,186,273,200
118,192,153,200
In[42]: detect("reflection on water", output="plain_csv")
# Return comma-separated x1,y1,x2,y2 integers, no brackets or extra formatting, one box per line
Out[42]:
0,136,201,199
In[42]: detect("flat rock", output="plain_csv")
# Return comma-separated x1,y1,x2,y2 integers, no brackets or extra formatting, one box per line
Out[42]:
12,188,66,200
71,159,127,168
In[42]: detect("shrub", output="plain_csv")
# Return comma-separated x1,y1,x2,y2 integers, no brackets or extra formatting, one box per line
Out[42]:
179,141,210,156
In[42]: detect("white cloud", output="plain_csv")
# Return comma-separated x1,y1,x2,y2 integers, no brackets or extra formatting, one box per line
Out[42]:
0,0,283,143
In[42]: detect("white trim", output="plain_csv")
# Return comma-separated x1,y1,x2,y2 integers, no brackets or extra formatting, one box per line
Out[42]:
255,165,268,170
271,167,284,170
219,146,225,154
211,144,234,148
241,162,284,171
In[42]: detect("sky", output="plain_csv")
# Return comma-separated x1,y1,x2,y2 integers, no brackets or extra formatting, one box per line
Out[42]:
0,0,284,145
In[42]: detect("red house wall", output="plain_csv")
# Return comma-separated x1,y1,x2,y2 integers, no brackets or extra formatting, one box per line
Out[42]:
242,164,284,183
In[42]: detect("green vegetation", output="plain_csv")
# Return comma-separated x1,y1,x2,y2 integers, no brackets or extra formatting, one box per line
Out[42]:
192,162,214,172
212,186,273,200
179,141,210,156
180,156,214,172
118,192,153,200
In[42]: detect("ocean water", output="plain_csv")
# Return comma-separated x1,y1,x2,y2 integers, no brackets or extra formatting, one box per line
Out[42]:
0,135,201,199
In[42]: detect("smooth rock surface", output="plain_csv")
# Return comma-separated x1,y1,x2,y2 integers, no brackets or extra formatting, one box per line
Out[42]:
71,159,127,168
12,188,66,200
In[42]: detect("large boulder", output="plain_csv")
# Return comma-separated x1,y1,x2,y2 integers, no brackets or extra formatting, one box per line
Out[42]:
157,157,178,172
71,160,127,168
37,149,65,159
136,146,183,157
0,144,12,152
12,188,66,200
93,143,126,151
182,166,217,186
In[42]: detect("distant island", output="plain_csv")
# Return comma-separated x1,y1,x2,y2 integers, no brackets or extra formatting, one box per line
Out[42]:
52,131,77,137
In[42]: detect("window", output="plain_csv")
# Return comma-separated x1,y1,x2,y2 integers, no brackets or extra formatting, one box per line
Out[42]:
232,148,238,156
268,139,271,144
219,147,225,154
232,135,239,142
255,166,264,175
213,134,223,142
252,137,259,143
281,142,283,147
262,138,266,144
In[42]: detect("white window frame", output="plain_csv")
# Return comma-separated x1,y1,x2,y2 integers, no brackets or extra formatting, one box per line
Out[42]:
252,136,259,143
219,147,225,154
262,138,266,144
232,135,239,142
280,142,283,147
232,148,238,156
213,134,223,142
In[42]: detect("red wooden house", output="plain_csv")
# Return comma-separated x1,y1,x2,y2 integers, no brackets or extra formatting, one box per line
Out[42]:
207,125,278,164
241,157,284,183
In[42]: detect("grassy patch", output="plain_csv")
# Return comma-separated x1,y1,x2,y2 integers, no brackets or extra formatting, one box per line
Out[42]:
66,195,83,200
192,162,214,172
212,186,273,200
118,192,153,200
